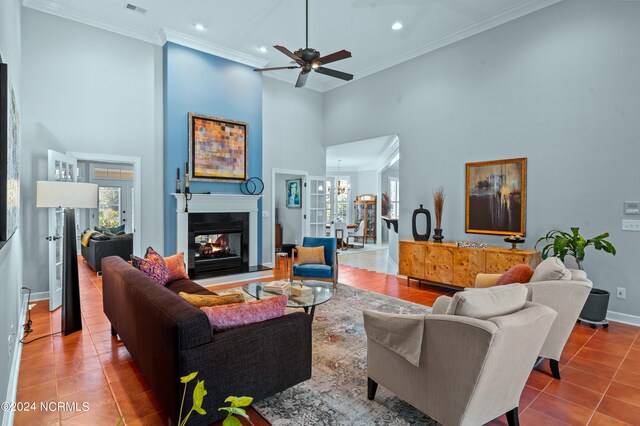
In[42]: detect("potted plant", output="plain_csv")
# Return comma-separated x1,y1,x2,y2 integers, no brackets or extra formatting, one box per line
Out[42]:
535,227,616,326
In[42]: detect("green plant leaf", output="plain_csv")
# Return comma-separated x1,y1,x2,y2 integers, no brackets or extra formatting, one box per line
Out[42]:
218,407,249,419
192,380,207,412
225,396,253,408
180,372,198,384
222,416,243,426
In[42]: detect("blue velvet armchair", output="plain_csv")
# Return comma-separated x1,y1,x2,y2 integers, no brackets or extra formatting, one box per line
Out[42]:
291,237,338,288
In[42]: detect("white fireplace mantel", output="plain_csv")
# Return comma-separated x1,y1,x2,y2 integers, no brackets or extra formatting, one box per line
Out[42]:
172,193,262,267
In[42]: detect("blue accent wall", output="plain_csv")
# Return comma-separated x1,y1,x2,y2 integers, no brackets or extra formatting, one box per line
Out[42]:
163,42,262,261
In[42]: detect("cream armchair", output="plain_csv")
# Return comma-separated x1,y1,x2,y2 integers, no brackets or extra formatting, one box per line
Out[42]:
364,286,557,426
453,267,592,380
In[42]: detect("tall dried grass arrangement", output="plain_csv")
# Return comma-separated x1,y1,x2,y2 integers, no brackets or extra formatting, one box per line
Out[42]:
433,187,446,229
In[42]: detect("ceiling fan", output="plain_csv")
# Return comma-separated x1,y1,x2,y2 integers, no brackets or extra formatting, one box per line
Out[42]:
253,0,353,88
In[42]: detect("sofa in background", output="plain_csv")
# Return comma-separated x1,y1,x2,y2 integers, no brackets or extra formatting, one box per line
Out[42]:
102,256,312,426
81,232,133,273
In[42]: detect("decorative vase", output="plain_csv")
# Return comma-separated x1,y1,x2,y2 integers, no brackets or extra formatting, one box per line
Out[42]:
412,204,431,241
579,288,610,326
433,228,444,243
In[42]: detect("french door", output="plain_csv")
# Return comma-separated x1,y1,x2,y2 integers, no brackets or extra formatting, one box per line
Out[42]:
306,176,329,237
47,150,77,311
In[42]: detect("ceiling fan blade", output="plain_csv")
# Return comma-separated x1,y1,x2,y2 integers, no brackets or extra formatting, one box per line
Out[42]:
274,45,303,65
317,50,352,66
295,71,310,88
254,65,300,72
315,67,353,81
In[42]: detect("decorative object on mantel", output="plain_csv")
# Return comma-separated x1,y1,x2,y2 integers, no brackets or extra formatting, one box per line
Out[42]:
466,157,527,236
504,235,525,249
456,241,488,249
184,162,192,213
286,178,302,209
535,227,616,328
240,177,264,195
188,112,248,182
411,204,431,241
432,187,445,243
175,167,181,194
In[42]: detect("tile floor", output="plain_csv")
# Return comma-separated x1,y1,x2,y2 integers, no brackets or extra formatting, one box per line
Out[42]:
12,255,640,425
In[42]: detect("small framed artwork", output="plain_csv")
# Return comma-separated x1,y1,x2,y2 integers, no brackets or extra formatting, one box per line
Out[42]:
286,179,302,209
465,157,527,236
188,112,248,182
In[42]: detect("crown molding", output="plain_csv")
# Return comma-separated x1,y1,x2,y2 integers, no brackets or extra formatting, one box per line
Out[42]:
23,0,270,68
322,0,563,93
160,28,268,68
24,0,561,92
23,0,163,44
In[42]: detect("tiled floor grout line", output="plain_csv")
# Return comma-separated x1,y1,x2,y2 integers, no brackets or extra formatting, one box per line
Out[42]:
586,332,640,425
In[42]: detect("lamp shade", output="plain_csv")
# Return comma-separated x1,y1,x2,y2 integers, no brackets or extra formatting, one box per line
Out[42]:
36,181,98,209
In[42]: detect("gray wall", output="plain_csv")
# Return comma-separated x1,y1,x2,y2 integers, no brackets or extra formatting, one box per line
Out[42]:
0,0,23,415
21,9,164,293
262,77,325,262
324,0,640,316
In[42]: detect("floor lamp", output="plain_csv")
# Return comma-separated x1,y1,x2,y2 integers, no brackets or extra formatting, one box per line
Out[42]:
37,181,98,336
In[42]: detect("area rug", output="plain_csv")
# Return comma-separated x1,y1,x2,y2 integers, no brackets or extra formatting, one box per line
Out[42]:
232,283,440,425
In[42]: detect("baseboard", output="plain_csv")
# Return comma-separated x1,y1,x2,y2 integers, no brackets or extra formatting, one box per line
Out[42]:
2,294,29,426
30,291,49,302
607,310,640,327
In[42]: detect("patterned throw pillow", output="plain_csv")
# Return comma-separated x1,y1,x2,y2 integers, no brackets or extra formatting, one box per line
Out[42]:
131,247,172,286
200,295,288,331
179,292,244,308
295,246,325,265
495,264,535,285
164,252,189,281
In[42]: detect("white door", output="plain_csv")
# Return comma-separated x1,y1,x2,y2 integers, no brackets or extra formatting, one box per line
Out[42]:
306,176,329,237
47,150,77,311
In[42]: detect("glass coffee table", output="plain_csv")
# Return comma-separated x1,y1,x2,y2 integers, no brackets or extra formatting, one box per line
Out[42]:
242,281,334,321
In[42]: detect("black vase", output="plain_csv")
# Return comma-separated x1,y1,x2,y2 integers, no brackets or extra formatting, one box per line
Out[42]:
433,228,444,243
579,288,610,323
412,204,431,241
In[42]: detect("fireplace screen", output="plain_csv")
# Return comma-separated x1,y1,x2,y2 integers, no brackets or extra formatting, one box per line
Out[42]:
194,233,241,260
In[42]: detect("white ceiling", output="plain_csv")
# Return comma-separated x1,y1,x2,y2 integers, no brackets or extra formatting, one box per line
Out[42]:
326,135,397,171
23,0,560,92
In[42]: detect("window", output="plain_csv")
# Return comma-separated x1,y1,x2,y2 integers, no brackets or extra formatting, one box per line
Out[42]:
334,178,350,222
98,186,121,228
389,177,399,218
325,180,332,222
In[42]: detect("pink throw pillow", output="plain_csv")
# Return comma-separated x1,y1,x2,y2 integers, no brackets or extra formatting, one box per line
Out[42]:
495,264,535,285
200,295,288,331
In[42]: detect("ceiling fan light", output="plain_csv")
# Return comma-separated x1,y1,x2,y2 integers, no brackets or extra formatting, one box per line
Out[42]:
311,61,320,69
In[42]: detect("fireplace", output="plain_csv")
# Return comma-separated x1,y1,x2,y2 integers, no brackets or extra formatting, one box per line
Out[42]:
188,212,249,277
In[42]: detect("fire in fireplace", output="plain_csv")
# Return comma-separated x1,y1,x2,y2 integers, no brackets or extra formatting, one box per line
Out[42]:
195,234,235,259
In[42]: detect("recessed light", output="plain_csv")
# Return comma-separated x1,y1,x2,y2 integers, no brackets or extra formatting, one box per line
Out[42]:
195,23,205,31
258,46,268,53
392,22,403,31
